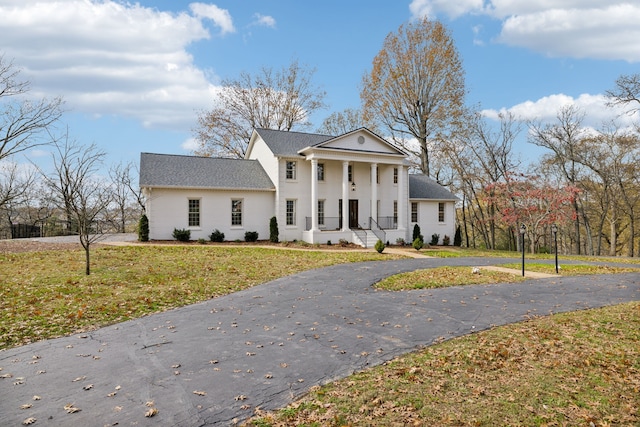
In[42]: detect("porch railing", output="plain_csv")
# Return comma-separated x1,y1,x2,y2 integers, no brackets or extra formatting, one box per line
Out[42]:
368,217,386,243
304,216,342,231
375,216,397,230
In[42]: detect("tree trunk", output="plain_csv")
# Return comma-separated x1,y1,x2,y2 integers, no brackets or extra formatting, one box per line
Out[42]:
85,244,91,275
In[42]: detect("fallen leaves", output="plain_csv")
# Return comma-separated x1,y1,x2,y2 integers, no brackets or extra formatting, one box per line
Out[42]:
22,417,36,425
64,403,81,413
145,407,158,417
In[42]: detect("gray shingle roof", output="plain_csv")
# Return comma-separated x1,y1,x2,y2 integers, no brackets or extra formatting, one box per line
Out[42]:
409,174,459,201
139,153,274,190
254,128,333,156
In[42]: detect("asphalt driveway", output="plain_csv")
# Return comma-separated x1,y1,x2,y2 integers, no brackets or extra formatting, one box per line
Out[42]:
1,257,639,426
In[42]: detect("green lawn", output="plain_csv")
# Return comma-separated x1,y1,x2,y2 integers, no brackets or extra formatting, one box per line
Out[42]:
0,245,400,349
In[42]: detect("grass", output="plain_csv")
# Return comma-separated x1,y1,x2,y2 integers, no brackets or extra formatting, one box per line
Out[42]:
375,266,527,290
501,262,640,275
0,245,402,349
3,244,639,426
245,302,640,426
375,263,639,291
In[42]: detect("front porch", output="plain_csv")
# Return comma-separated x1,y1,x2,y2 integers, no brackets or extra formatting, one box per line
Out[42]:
302,216,406,248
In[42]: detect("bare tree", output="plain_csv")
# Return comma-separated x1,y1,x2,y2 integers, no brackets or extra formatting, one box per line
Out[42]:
108,161,143,233
361,18,466,176
528,105,592,254
316,108,375,135
0,161,34,212
194,59,326,158
43,136,111,275
0,54,64,162
606,73,640,115
446,111,522,250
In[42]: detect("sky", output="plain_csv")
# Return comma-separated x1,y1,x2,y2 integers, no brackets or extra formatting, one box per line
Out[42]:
1,0,639,174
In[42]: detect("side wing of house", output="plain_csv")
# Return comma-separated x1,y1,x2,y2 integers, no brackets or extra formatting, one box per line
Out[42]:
139,153,275,241
408,174,459,245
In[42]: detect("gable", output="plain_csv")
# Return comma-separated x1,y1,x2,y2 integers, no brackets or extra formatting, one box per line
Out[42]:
139,153,274,191
315,128,405,156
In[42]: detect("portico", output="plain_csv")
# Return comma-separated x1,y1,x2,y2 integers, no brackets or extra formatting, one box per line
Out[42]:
299,131,408,246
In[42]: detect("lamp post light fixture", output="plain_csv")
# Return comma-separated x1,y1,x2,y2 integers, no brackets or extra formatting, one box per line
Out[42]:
520,224,526,277
551,224,559,274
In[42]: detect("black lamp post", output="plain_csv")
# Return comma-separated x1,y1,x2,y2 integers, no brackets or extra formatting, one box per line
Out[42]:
551,224,558,274
520,224,526,277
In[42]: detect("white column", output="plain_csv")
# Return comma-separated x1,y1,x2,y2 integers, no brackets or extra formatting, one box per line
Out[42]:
370,163,377,226
397,165,405,231
342,161,349,231
310,159,318,232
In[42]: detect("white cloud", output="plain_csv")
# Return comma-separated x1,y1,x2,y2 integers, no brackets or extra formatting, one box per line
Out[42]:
409,0,640,62
409,0,483,19
482,93,638,128
0,1,228,129
181,137,200,152
252,13,276,28
189,3,235,35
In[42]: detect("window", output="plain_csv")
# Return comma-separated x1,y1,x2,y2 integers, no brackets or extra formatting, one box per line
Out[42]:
286,161,297,180
286,199,296,226
231,199,243,226
376,167,380,184
393,200,398,225
318,200,325,226
188,199,200,227
317,163,325,181
411,202,418,223
348,165,353,182
393,167,398,184
438,202,445,223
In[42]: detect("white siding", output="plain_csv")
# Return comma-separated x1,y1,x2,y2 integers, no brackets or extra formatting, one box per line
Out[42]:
412,200,456,245
146,188,274,241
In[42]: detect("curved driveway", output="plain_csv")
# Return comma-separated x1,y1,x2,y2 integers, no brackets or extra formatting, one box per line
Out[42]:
1,257,639,426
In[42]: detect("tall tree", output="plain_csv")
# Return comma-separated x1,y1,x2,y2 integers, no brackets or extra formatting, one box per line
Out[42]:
0,55,64,162
446,111,521,250
361,18,466,176
528,105,591,254
316,108,373,135
43,136,112,275
108,161,143,233
194,59,326,158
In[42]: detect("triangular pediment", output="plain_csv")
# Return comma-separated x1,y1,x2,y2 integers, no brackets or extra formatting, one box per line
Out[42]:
313,128,405,155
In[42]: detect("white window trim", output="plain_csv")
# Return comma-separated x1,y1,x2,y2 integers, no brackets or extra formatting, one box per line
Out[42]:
188,198,201,229
231,198,244,228
286,199,297,227
286,160,297,181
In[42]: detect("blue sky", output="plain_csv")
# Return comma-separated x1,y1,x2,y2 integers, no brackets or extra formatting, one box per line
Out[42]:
1,0,638,173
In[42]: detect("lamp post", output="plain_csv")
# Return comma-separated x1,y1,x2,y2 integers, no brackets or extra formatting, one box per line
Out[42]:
520,224,526,277
551,224,558,274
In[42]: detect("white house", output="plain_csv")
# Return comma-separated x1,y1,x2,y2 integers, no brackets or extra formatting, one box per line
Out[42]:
139,128,458,246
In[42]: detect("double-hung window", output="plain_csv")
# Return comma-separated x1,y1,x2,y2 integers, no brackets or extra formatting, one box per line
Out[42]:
188,199,200,227
393,200,398,225
231,199,243,226
438,202,445,223
411,202,418,223
318,200,325,226
286,161,297,180
286,199,296,226
393,167,398,184
317,163,325,181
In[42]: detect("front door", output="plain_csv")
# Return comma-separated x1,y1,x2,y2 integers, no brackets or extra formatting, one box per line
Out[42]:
349,199,359,228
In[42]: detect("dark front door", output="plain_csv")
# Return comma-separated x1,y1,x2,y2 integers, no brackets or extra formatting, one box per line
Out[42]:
349,199,359,228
